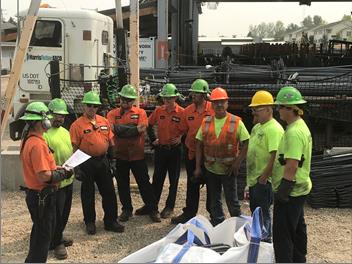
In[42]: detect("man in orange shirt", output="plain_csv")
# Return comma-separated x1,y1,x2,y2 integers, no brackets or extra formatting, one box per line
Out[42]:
171,79,214,224
19,102,72,263
70,91,124,235
145,83,184,219
107,84,161,223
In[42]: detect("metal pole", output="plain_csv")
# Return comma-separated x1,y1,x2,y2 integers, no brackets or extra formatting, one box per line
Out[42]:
192,1,199,65
115,0,123,29
156,0,168,69
129,0,140,106
171,0,178,67
115,0,127,87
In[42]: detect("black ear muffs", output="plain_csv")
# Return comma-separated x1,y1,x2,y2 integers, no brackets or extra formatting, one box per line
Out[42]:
40,111,52,129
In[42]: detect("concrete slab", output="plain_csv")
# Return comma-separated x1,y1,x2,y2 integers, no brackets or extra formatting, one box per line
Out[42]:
1,149,23,191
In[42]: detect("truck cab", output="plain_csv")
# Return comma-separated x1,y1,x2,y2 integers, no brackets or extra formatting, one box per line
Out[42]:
14,7,114,118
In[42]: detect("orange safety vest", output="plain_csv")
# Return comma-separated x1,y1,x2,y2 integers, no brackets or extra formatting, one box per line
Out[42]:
201,113,240,166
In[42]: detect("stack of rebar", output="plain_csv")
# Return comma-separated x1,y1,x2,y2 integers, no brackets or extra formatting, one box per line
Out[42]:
308,151,352,208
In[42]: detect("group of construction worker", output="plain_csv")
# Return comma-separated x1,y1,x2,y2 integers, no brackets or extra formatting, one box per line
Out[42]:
19,78,312,263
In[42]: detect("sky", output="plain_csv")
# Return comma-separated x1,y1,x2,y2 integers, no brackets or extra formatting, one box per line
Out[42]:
1,0,352,37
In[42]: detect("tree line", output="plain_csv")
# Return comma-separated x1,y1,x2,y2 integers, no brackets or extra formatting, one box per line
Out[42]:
247,14,351,40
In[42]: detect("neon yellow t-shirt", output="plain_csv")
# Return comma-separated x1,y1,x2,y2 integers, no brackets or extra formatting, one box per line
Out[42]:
196,116,250,175
44,126,74,188
246,118,284,187
272,118,312,196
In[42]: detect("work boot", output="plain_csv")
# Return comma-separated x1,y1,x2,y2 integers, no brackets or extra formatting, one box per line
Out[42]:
135,205,151,215
61,237,73,247
119,211,133,222
160,207,174,219
149,211,161,223
86,222,96,235
171,213,193,224
54,244,68,260
104,221,125,233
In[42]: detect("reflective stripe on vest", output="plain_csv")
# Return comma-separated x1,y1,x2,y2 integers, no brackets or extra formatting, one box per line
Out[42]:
202,114,240,165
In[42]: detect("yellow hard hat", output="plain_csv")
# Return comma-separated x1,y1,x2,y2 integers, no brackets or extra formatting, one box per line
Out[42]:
249,90,274,107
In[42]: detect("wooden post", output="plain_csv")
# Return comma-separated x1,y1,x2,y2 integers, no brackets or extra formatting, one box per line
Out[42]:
129,0,140,107
1,0,41,140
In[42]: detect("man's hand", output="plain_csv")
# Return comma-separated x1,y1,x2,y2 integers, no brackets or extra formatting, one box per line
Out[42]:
258,174,268,185
170,136,181,145
137,124,146,133
74,166,86,182
228,161,240,177
276,178,295,203
194,167,202,179
152,138,159,146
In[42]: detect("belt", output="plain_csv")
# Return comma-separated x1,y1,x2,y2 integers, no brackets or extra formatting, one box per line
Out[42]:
158,144,181,150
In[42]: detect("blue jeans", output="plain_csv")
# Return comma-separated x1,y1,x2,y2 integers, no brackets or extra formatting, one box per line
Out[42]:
249,182,273,241
206,169,241,226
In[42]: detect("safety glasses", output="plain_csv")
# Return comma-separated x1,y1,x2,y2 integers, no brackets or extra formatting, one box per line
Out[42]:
86,104,99,108
277,105,293,111
121,97,134,103
251,107,266,113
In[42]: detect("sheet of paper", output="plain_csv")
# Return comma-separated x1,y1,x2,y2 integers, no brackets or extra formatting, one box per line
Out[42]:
63,149,91,169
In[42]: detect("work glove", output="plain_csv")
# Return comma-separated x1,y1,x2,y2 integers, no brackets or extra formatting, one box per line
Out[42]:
275,178,295,203
50,168,73,183
74,166,86,182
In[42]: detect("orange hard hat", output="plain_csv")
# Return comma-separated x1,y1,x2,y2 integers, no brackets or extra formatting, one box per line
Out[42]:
209,87,229,101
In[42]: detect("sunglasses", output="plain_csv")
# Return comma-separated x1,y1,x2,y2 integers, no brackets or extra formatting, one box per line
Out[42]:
277,105,293,110
251,107,266,113
86,104,99,108
121,97,134,103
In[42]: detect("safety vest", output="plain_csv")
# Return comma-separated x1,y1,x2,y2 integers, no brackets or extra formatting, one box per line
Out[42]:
201,113,240,166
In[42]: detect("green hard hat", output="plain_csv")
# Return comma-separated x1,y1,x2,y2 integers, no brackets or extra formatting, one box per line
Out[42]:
274,86,307,105
20,102,53,121
48,98,69,115
118,84,138,99
159,83,180,97
189,79,210,94
82,91,101,105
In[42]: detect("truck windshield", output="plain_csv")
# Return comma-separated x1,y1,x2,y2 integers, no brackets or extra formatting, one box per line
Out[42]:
29,20,62,47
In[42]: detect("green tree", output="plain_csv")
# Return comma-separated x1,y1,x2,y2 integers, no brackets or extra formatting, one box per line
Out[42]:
286,23,300,33
302,16,314,28
313,15,325,26
341,14,352,21
273,21,286,40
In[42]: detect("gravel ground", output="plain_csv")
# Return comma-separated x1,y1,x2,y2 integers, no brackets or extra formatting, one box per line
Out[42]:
1,172,352,263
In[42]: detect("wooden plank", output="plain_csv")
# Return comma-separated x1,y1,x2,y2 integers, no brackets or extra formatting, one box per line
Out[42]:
129,0,140,107
1,12,39,139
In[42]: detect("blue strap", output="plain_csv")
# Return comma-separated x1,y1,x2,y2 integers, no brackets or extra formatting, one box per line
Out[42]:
187,218,211,244
172,230,195,264
247,207,263,263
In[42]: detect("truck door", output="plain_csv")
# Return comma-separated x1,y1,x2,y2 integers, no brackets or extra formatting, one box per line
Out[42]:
19,19,64,94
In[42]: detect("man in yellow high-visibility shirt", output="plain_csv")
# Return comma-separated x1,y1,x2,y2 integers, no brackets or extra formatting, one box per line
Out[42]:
44,98,74,260
247,90,284,243
272,86,312,263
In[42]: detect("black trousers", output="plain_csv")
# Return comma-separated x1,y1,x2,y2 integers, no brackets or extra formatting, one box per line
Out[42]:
206,169,241,226
116,159,158,212
152,144,181,209
273,195,307,263
25,190,56,263
51,183,73,247
80,156,118,225
182,152,211,217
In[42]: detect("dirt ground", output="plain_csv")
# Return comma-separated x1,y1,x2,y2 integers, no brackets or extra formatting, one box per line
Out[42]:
1,174,352,263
